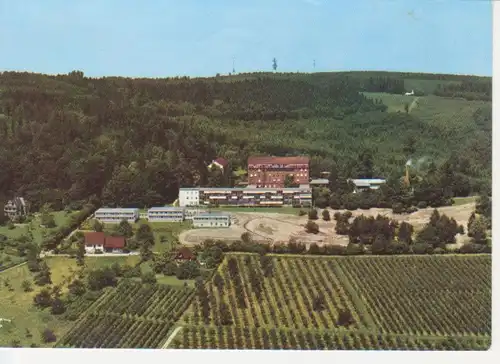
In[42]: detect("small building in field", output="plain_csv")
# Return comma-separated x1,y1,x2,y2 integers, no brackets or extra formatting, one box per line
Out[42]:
175,247,196,262
147,206,185,222
94,208,139,223
192,212,231,228
84,232,106,253
104,236,126,253
349,179,387,193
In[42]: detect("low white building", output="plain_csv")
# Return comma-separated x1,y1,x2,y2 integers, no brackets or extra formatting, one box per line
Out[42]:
179,188,200,207
184,208,207,220
94,208,139,223
147,207,185,222
192,212,231,228
349,179,387,193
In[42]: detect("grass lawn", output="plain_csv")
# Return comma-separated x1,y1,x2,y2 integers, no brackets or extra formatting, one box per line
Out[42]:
101,220,191,254
363,92,419,113
453,196,478,206
210,206,302,215
0,255,141,347
138,261,195,288
0,210,79,245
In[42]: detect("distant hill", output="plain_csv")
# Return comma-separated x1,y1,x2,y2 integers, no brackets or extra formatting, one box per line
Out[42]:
0,70,491,209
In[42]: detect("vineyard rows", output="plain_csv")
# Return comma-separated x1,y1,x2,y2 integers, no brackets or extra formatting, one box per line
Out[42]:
178,254,491,350
57,281,194,348
170,326,491,350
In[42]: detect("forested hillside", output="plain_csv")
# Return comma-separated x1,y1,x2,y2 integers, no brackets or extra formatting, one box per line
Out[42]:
0,71,492,211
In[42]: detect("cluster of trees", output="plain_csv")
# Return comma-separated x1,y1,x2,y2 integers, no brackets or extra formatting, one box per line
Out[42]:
0,71,490,213
434,81,491,101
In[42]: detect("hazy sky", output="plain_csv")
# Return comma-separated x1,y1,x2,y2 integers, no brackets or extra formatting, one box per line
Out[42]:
0,0,493,77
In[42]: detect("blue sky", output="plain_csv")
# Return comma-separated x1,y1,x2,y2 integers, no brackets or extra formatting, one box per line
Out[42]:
0,0,493,77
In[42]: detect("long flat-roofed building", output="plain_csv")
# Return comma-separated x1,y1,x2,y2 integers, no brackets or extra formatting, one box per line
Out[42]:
178,186,312,208
94,208,139,223
248,156,310,188
192,212,231,228
147,207,185,222
350,179,387,193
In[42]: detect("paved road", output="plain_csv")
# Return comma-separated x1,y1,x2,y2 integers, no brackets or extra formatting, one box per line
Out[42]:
161,326,183,349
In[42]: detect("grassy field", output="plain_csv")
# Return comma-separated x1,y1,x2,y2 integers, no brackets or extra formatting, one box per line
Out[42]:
363,92,419,113
0,255,140,347
139,260,195,288
0,210,78,245
453,196,478,206
98,220,191,254
172,254,491,350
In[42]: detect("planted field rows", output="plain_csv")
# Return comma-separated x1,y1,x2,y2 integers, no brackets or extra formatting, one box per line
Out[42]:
171,326,491,350
176,254,491,350
57,281,195,348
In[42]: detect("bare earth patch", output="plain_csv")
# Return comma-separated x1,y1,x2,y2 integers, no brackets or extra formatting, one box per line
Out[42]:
178,203,475,247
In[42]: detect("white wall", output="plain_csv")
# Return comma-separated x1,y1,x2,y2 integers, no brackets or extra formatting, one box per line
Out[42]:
179,189,200,207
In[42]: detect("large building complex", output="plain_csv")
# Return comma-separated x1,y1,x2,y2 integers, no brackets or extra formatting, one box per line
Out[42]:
147,207,185,222
94,208,139,223
247,156,310,188
192,212,231,228
178,187,312,208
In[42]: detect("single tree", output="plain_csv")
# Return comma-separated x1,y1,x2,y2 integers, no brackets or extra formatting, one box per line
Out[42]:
41,329,57,343
322,209,331,221
308,209,318,220
118,219,134,238
21,279,33,292
272,58,278,72
93,219,103,232
305,220,319,234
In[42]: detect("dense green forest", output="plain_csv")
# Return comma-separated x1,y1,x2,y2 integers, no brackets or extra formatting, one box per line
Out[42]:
0,70,492,211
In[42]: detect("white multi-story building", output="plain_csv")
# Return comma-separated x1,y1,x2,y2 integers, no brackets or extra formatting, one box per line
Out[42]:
179,188,200,207
147,207,185,222
94,208,139,223
192,212,231,228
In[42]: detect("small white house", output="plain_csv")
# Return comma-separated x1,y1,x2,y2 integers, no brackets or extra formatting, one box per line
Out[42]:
84,232,105,253
349,179,387,193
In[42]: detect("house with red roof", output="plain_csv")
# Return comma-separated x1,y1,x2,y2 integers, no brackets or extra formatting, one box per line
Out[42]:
83,232,126,254
208,157,229,172
84,232,106,253
104,236,126,253
174,247,196,263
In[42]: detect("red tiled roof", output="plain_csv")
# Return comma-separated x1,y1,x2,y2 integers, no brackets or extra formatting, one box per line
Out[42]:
84,232,105,246
248,156,310,165
213,157,229,167
176,247,195,260
104,236,125,249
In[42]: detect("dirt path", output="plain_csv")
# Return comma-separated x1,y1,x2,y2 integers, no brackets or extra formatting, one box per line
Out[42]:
409,96,420,113
161,326,183,349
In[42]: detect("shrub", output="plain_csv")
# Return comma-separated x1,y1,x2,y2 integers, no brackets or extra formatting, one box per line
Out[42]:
322,209,331,221
392,203,404,214
308,209,318,220
298,209,307,217
305,220,319,234
41,329,57,343
417,201,428,209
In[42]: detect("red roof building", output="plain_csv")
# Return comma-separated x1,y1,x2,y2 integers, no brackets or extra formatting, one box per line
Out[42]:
209,157,229,171
84,232,106,247
175,247,195,261
104,236,126,250
247,156,310,188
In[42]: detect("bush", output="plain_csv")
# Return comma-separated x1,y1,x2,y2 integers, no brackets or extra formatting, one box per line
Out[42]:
417,201,428,209
305,220,319,234
141,271,157,285
298,209,307,217
41,329,57,343
308,209,318,220
392,203,404,214
322,209,331,221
